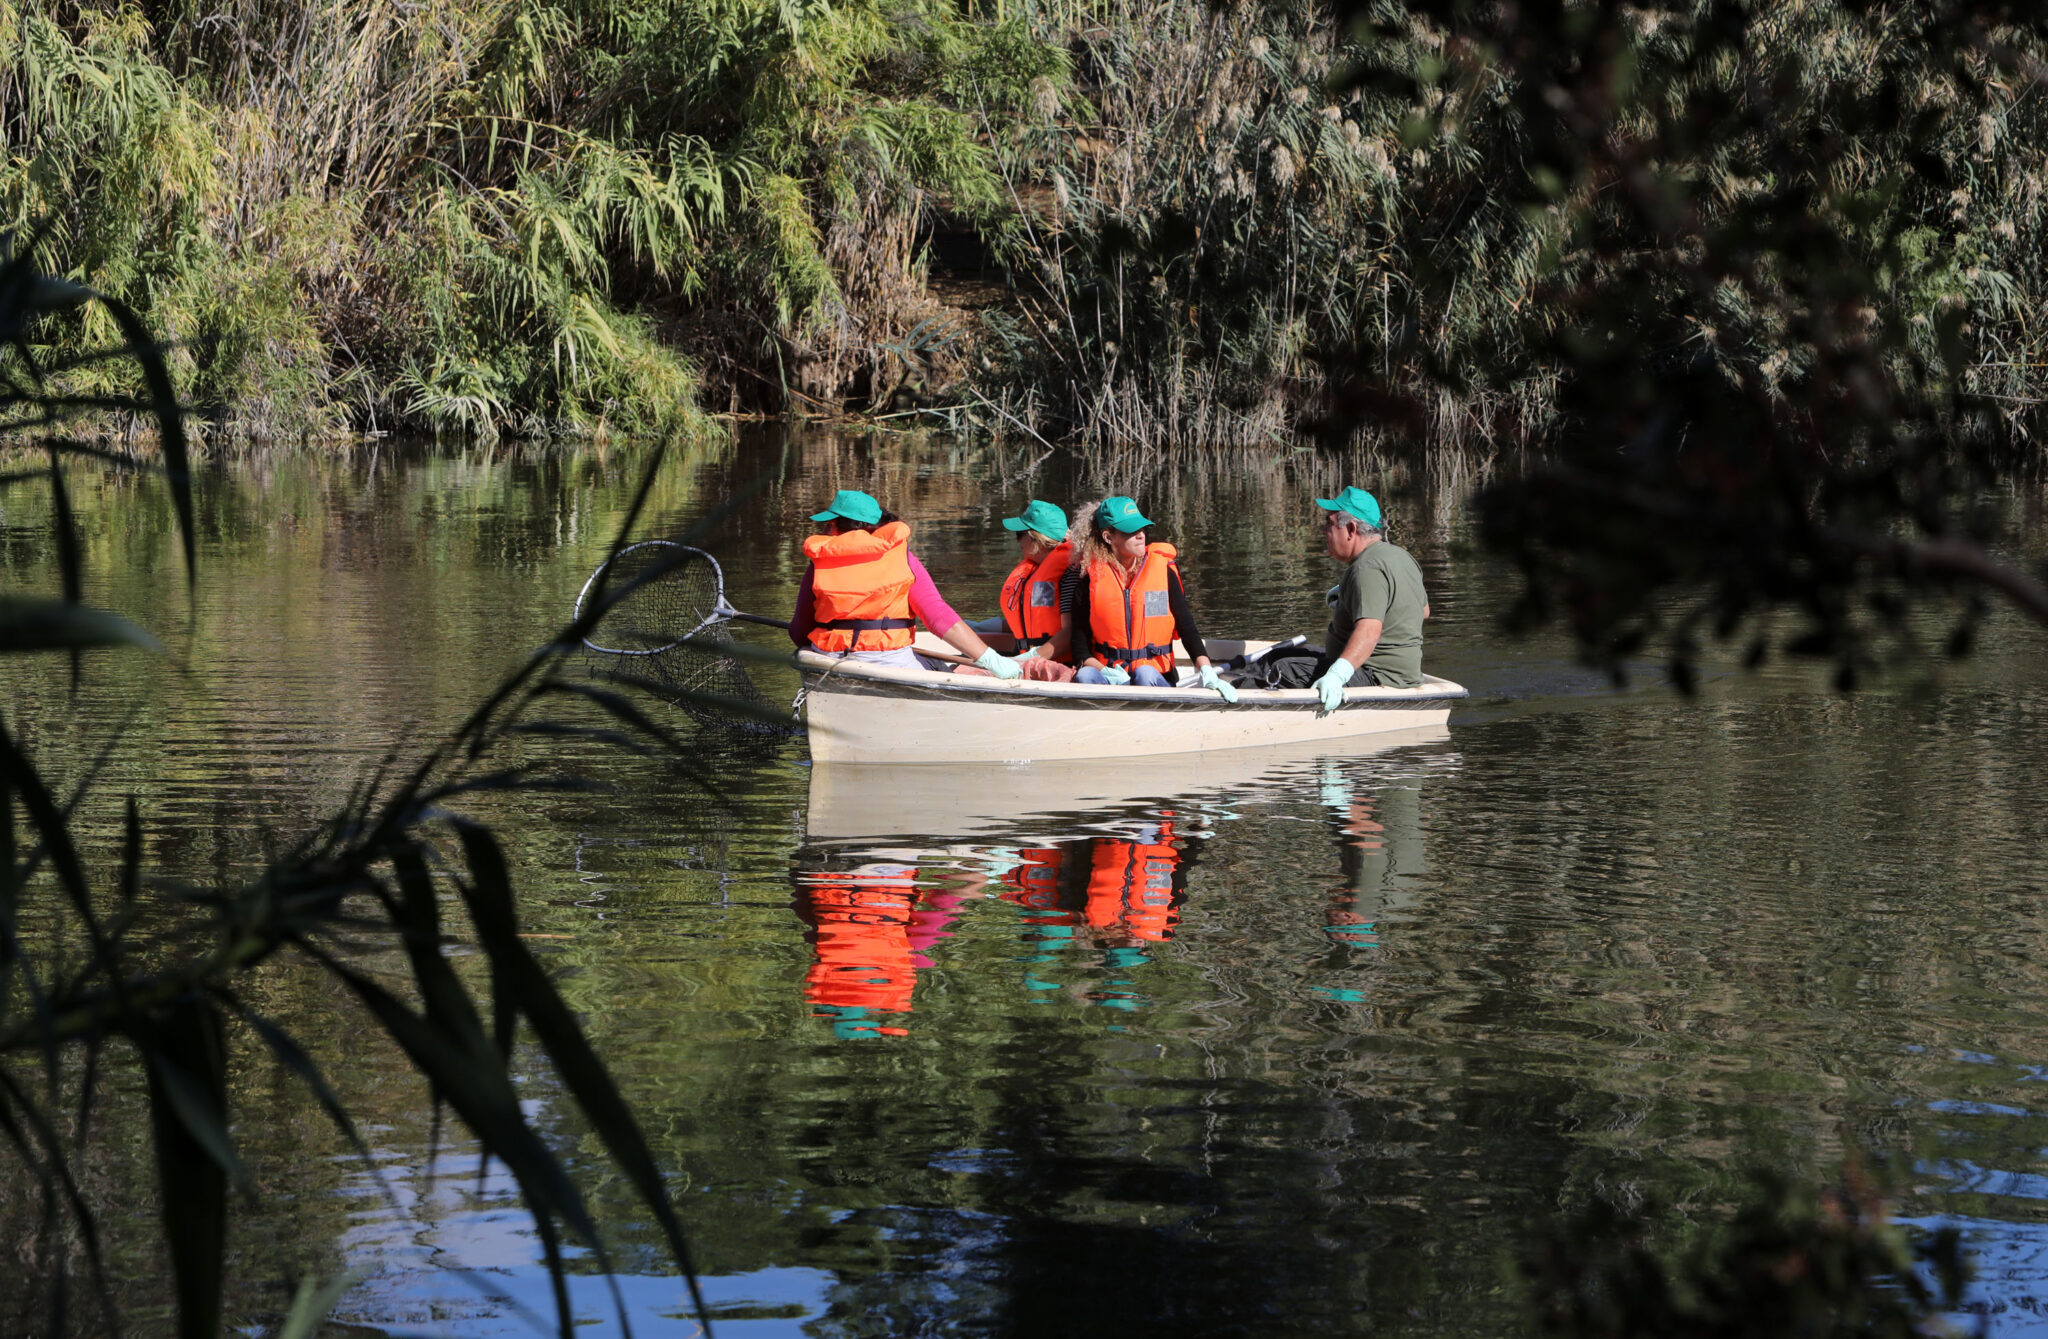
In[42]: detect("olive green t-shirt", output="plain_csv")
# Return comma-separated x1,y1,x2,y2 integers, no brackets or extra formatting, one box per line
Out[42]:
1326,539,1428,688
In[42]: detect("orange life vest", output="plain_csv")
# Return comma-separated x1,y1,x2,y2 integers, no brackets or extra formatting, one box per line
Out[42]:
999,542,1073,656
1086,543,1178,676
802,521,916,653
797,874,920,1016
1004,847,1067,914
1085,824,1181,942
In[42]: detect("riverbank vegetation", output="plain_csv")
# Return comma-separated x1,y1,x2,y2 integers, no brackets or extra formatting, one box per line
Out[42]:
7,0,2046,450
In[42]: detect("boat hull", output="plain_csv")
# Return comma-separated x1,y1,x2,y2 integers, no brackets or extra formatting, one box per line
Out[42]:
796,640,1466,764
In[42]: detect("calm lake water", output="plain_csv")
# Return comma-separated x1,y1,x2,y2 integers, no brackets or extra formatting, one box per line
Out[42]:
7,427,2048,1336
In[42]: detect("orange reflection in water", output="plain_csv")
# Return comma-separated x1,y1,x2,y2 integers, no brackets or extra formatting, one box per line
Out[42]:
1003,820,1185,945
793,864,966,1037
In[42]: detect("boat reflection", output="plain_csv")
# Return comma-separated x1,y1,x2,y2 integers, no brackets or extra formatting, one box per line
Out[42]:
804,724,1452,843
791,726,1454,1036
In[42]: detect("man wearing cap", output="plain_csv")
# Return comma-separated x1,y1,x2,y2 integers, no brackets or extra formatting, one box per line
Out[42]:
1305,486,1430,710
993,499,1079,681
792,488,1024,678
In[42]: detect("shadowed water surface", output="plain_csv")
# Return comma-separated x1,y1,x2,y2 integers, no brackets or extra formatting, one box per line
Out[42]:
5,428,2048,1336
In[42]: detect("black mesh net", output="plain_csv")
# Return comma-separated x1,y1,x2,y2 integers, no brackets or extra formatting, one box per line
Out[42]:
578,540,719,655
575,541,791,734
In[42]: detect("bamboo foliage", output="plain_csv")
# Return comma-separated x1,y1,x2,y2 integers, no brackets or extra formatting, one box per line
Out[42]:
1366,0,2048,685
0,0,1059,439
6,0,2045,444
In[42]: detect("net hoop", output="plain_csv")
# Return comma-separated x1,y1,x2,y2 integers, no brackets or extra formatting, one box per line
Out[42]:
574,540,724,656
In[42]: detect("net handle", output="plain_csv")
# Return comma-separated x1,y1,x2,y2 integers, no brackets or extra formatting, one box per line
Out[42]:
574,540,728,655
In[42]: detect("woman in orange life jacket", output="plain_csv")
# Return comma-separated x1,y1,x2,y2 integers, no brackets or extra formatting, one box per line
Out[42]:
788,488,1024,678
989,498,1078,683
1063,496,1239,702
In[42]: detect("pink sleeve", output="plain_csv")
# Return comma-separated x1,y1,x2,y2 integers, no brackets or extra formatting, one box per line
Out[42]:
905,552,960,633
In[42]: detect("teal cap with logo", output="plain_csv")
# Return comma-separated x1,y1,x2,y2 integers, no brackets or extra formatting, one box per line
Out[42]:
1314,486,1384,531
1002,499,1070,541
810,488,884,525
1095,496,1153,534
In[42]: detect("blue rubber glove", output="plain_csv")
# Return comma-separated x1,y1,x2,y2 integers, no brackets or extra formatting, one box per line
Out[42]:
1313,658,1353,714
1197,665,1239,704
974,648,1024,680
1100,665,1132,686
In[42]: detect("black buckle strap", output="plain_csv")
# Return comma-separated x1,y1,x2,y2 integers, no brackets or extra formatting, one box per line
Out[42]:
1101,642,1171,664
821,617,916,631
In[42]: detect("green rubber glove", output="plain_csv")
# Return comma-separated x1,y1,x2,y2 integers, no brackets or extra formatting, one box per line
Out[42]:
1197,665,1239,704
1314,658,1353,713
1100,666,1131,686
975,648,1024,680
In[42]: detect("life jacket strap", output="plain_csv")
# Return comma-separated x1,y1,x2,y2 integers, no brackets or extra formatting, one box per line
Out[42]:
1101,642,1172,664
820,617,916,631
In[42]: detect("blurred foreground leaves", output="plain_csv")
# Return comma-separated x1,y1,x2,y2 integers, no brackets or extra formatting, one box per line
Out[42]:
0,234,724,1337
1526,1171,1970,1339
1324,0,2048,686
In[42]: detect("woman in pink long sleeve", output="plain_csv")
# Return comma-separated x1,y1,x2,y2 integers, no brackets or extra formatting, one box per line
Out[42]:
788,489,1023,678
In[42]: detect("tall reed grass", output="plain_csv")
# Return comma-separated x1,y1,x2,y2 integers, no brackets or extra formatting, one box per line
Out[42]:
5,0,2046,447
1,0,1051,441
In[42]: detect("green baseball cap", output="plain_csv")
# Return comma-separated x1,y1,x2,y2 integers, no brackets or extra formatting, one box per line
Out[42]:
1315,486,1384,530
1095,496,1153,533
1001,499,1069,541
810,488,884,525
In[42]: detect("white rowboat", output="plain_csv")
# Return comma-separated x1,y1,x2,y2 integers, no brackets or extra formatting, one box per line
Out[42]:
796,636,1466,764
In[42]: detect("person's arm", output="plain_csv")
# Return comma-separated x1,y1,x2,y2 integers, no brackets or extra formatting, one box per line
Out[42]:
937,620,994,658
1046,611,1073,663
1333,565,1394,670
904,552,962,635
1166,567,1210,668
903,550,1000,660
790,567,817,648
1336,618,1383,669
1043,564,1079,662
1064,566,1101,668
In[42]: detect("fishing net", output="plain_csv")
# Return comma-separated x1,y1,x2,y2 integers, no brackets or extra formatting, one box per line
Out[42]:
574,540,792,734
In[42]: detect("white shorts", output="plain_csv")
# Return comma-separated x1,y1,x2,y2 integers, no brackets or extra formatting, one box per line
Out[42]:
833,646,925,670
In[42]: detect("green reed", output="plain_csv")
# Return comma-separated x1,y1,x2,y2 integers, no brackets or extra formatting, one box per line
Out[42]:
0,232,744,1336
4,0,2048,453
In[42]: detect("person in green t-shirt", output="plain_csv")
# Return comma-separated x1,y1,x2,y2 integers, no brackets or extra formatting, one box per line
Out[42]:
1216,485,1431,706
1310,486,1429,708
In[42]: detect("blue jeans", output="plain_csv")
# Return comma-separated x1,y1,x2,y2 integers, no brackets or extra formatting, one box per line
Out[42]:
1076,664,1172,687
